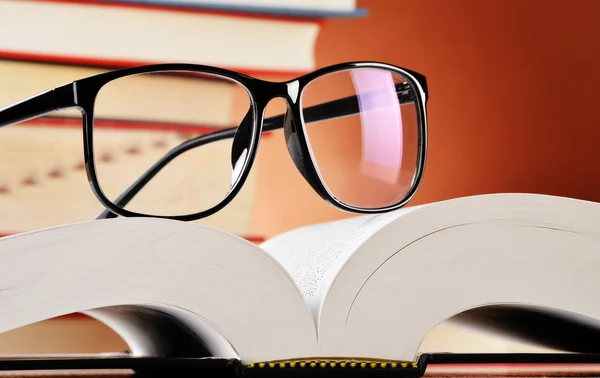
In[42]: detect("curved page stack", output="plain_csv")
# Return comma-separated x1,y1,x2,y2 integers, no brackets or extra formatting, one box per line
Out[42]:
0,193,599,368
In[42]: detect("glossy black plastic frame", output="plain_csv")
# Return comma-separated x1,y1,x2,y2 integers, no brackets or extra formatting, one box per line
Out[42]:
0,62,428,221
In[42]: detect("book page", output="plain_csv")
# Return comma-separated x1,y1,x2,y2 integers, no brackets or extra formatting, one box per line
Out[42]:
260,206,421,318
0,217,318,363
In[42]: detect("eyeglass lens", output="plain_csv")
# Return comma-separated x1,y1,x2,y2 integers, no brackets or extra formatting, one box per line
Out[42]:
93,71,253,216
301,67,420,209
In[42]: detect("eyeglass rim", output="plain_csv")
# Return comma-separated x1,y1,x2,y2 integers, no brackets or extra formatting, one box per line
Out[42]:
72,61,428,220
76,65,260,221
295,62,428,214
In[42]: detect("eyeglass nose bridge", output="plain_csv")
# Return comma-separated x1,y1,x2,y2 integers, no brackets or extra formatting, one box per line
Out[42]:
231,78,326,201
247,79,301,106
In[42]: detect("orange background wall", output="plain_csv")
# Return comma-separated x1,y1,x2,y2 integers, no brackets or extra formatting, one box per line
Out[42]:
252,0,600,238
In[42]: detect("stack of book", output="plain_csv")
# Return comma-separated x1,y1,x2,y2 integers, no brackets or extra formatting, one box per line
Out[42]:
0,0,362,238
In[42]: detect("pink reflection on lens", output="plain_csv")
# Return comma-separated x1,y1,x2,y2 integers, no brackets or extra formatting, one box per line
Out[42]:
350,69,402,184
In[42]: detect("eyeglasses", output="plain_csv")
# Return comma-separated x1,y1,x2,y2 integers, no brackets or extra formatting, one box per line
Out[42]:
0,61,428,221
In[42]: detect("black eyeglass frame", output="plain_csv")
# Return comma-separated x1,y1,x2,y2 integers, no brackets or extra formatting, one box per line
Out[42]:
0,61,428,221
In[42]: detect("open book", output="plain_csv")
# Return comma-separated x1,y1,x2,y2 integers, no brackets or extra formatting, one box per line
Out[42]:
0,193,599,370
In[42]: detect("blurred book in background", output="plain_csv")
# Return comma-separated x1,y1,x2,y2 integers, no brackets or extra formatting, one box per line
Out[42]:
0,0,326,74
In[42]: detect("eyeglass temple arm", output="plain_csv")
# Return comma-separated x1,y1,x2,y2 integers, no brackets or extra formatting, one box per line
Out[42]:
0,84,77,128
95,82,415,219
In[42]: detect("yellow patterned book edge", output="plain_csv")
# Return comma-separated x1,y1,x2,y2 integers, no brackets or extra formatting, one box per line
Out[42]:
246,358,419,369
